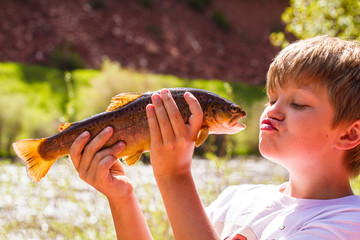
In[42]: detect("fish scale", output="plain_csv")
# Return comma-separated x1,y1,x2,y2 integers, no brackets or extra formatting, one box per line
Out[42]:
12,88,246,182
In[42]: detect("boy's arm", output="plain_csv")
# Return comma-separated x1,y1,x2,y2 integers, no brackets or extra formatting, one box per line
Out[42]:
108,194,152,240
69,127,153,240
155,172,219,239
146,90,219,239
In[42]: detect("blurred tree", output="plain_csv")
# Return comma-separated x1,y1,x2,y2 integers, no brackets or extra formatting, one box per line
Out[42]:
270,0,360,48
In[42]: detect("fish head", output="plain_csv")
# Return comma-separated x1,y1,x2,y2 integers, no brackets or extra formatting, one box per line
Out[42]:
203,99,246,134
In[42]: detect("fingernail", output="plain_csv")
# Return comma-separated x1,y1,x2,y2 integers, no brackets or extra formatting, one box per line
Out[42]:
81,131,90,138
146,104,154,111
118,141,125,148
152,93,160,101
105,126,113,133
160,89,170,95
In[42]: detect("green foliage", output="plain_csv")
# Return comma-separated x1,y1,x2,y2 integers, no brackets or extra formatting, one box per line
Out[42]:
186,1,231,33
140,0,153,8
351,176,360,195
145,24,163,36
64,72,76,122
0,159,117,239
0,63,67,157
88,0,106,10
0,60,265,158
187,0,210,12
47,41,85,71
271,0,360,47
211,10,231,32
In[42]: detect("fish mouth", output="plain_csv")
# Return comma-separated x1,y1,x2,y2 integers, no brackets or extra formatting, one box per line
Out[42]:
229,113,246,131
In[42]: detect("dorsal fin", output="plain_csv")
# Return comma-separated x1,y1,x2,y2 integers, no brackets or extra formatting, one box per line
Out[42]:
106,93,142,112
58,123,72,132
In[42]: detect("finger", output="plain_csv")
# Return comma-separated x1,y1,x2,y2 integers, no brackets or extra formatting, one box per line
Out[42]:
184,92,203,133
151,93,175,142
160,89,186,137
78,126,113,177
108,157,125,175
69,131,90,170
146,104,162,145
86,141,125,182
94,155,122,183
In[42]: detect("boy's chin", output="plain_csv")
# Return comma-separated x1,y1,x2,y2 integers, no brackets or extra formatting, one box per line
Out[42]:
259,146,286,165
259,141,275,159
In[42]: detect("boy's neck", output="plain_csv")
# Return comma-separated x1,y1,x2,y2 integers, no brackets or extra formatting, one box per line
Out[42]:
281,170,354,199
276,149,354,199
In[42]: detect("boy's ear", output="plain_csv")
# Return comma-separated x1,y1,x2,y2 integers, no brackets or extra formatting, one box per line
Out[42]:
336,120,360,150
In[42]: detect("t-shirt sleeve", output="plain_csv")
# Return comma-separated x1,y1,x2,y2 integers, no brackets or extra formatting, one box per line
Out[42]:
205,185,241,236
205,184,259,236
206,185,238,222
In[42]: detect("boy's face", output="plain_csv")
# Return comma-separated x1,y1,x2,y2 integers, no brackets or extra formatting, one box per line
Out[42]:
259,82,344,169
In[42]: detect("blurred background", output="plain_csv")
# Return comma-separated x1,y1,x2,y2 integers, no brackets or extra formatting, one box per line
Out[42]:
1,0,360,239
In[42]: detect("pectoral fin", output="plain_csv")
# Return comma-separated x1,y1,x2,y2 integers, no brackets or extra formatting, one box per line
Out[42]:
123,151,143,166
195,128,209,147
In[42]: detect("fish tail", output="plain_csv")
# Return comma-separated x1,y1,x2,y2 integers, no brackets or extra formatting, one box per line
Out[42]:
12,138,56,183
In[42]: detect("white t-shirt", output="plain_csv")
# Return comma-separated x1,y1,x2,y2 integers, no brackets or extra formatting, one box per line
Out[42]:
206,184,360,240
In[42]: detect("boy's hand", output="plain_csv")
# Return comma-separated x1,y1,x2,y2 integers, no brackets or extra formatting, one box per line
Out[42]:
146,90,218,239
69,127,133,201
146,89,203,177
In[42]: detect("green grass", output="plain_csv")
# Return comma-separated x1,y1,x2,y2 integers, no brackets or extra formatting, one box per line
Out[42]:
0,160,116,239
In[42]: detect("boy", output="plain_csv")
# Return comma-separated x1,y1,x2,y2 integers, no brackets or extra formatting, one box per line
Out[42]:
69,36,360,239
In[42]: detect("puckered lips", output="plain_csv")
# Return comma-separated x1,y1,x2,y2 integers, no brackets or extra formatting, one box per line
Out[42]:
260,118,278,131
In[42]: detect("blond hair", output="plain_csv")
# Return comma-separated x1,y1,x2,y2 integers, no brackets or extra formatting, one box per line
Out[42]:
266,35,360,177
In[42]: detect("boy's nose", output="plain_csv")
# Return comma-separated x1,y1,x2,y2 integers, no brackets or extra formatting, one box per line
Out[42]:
265,101,285,121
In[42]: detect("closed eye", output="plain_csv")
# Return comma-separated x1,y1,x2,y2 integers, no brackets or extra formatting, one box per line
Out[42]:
265,100,277,107
291,103,309,109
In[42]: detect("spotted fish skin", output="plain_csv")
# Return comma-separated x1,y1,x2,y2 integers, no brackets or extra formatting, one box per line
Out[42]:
12,88,246,182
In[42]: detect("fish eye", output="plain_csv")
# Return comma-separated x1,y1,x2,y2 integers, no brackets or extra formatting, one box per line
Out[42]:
230,105,239,113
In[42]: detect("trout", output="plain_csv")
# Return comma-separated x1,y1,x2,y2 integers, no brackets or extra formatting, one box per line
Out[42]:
13,88,246,182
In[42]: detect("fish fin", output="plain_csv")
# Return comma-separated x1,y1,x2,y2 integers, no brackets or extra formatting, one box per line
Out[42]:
123,151,143,166
106,93,142,112
58,123,72,132
12,138,56,183
195,128,209,147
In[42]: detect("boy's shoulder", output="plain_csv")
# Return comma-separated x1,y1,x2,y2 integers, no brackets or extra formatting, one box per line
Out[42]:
207,184,360,239
214,183,360,210
214,183,360,204
209,184,284,204
206,184,276,210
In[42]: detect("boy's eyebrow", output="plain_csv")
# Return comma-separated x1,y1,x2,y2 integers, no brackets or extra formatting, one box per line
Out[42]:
267,84,323,99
